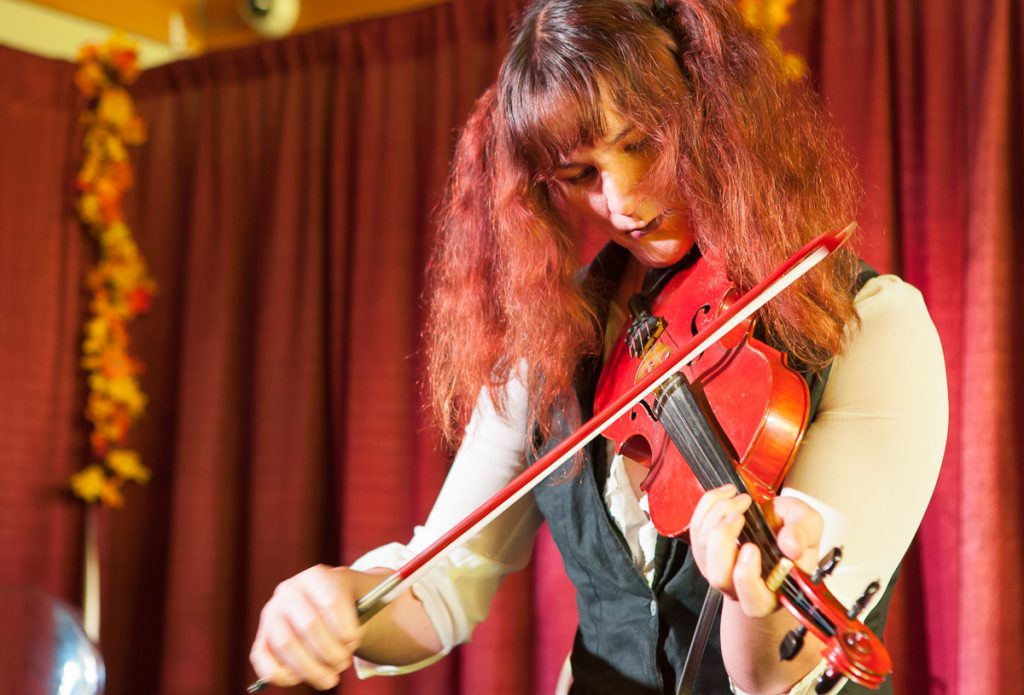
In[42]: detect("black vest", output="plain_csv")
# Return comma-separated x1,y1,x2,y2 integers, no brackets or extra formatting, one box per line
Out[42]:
531,251,896,694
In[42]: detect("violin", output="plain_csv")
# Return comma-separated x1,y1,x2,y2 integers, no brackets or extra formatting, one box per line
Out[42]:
248,225,877,694
595,251,809,535
594,246,891,692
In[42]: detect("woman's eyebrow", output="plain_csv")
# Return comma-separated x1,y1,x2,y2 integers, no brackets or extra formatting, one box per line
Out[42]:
603,124,635,145
555,125,637,169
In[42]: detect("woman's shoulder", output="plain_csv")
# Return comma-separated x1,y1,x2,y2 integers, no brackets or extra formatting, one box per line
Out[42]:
824,273,947,412
853,273,927,315
848,274,940,351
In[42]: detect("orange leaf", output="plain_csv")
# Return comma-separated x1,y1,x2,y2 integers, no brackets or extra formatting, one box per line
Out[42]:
90,430,108,458
124,286,153,314
100,478,125,507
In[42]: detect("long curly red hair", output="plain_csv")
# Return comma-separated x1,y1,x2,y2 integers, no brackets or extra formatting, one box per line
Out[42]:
426,0,862,447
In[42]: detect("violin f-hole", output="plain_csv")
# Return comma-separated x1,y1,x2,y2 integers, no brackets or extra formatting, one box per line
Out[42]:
690,303,711,336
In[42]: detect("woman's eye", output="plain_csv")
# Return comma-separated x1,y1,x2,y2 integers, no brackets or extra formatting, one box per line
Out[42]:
565,166,597,184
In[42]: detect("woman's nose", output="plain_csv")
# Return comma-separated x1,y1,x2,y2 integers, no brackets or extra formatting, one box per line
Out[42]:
601,167,641,219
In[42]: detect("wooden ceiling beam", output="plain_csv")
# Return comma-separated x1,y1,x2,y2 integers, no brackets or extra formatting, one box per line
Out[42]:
19,0,449,51
27,0,186,44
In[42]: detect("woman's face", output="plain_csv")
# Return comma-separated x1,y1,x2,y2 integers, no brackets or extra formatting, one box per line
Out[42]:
548,105,694,269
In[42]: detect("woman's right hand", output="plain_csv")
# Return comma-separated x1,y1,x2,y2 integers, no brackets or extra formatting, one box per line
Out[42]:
249,564,367,691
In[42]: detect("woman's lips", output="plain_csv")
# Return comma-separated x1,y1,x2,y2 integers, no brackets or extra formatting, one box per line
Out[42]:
629,213,664,239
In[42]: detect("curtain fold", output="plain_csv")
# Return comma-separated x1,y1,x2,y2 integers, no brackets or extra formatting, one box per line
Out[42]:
785,1,1023,692
117,3,545,693
1,1,1021,693
957,1,1023,691
0,44,86,611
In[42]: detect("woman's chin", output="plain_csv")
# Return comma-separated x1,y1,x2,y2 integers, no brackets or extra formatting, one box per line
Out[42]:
625,235,695,268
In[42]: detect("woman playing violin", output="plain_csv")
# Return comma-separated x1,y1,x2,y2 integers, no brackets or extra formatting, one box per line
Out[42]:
249,1,948,693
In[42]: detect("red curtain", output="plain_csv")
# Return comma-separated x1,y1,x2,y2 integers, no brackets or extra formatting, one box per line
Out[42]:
783,2,1024,692
0,45,86,604
0,1,1021,693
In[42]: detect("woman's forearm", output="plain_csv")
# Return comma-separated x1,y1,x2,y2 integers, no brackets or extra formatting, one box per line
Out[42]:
719,598,822,695
346,568,444,666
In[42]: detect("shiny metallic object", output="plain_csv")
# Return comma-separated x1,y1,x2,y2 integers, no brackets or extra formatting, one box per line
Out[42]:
0,587,105,695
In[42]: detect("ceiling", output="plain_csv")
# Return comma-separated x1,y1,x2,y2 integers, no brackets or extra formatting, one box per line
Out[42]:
21,0,447,53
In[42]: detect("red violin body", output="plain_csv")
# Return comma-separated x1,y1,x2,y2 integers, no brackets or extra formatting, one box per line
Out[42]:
595,254,810,537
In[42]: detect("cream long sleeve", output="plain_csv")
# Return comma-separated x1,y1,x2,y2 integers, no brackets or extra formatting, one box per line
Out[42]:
352,275,948,683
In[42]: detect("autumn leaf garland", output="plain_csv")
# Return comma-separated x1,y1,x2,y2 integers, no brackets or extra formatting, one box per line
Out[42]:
69,35,156,507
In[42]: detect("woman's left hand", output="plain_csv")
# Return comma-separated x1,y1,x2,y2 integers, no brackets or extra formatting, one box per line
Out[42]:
688,485,823,617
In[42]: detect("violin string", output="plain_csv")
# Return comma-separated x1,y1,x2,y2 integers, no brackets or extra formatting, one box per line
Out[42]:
658,389,780,565
655,377,783,562
655,381,800,578
654,377,836,636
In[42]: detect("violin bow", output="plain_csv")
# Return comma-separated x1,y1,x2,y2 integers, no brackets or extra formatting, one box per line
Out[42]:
247,222,855,693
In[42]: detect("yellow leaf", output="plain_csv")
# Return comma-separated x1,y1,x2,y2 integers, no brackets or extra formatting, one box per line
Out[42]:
101,221,130,246
88,373,109,392
70,464,108,503
78,194,102,226
107,449,151,484
107,376,147,415
85,393,115,421
97,88,136,130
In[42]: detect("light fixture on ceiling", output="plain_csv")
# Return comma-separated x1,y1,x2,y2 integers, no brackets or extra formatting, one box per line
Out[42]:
239,0,300,38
